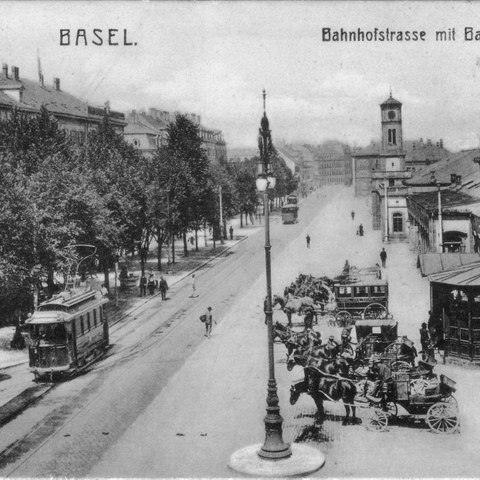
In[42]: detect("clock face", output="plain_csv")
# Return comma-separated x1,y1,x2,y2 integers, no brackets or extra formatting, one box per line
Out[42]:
388,110,396,120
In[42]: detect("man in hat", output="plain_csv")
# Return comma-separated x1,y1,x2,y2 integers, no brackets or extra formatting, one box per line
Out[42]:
303,306,316,330
204,306,216,338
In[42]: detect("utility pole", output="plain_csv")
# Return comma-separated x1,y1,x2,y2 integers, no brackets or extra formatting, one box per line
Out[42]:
219,185,224,245
438,182,443,252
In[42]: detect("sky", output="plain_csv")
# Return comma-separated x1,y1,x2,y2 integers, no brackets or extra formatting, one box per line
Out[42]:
2,1,480,151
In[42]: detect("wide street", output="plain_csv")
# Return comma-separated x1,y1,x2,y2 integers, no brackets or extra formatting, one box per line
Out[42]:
1,187,479,477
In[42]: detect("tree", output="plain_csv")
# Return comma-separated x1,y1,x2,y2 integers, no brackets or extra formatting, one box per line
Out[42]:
155,114,210,257
80,116,147,285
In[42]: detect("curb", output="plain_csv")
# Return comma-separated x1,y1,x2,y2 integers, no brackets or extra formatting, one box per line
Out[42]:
0,383,54,428
110,234,251,326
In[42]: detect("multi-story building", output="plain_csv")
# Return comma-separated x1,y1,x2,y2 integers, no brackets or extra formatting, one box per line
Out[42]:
0,63,126,144
124,108,227,163
315,141,352,187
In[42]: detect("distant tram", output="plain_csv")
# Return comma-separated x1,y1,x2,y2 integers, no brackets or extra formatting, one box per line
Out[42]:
26,289,109,381
282,193,299,224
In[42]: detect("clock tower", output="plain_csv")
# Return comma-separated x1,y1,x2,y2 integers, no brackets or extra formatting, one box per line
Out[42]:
380,93,403,155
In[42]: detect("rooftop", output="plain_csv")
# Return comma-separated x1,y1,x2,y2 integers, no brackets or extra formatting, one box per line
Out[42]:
0,66,125,123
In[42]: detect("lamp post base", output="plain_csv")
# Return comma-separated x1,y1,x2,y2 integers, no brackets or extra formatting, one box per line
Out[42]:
229,443,325,477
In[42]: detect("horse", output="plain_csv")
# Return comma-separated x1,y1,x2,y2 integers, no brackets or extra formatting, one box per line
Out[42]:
273,295,316,325
290,365,357,425
286,341,341,371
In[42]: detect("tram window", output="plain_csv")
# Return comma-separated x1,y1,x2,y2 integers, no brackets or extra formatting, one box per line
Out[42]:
87,313,91,331
338,287,352,296
93,309,97,327
79,316,84,335
372,286,386,294
53,324,66,340
354,286,368,297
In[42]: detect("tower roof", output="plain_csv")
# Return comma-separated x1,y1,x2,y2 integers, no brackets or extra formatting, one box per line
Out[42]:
381,94,402,107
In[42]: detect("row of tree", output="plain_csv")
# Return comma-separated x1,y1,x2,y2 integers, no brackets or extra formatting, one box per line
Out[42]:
0,107,296,323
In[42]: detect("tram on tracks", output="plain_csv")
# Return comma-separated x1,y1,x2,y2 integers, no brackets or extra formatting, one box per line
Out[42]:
26,288,109,381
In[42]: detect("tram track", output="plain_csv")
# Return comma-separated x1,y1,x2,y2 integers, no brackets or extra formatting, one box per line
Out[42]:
0,198,320,477
0,231,272,476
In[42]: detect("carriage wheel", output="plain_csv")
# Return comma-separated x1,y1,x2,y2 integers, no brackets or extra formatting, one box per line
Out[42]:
391,361,412,372
362,303,387,320
367,408,388,432
335,311,351,327
426,402,459,434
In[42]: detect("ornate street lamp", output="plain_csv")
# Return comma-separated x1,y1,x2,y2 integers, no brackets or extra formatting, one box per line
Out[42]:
256,90,291,460
229,91,325,477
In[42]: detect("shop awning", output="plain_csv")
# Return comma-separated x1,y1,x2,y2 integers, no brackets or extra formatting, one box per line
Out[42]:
428,262,480,286
417,253,480,276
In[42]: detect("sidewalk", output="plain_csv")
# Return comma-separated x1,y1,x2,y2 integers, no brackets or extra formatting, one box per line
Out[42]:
0,217,263,418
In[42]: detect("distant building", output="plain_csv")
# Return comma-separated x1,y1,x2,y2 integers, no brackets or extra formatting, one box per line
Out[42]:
314,141,352,187
0,63,126,144
352,93,412,241
124,108,227,162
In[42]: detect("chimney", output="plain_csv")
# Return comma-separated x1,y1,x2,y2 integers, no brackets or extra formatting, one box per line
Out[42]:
53,77,60,91
2,64,8,78
451,173,457,184
131,109,137,124
456,175,462,186
149,108,157,119
11,66,19,80
419,138,423,144
197,115,201,125
427,139,432,146
436,142,439,147
440,139,444,149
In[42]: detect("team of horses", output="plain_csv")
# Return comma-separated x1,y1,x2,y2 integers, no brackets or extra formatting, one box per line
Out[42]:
273,320,419,427
273,320,359,425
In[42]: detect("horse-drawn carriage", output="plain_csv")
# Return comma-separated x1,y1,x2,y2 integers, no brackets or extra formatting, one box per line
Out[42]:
359,369,459,434
289,351,459,434
328,265,389,326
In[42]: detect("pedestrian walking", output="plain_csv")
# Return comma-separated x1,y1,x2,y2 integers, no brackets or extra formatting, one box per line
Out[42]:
351,210,355,220
359,224,364,236
306,234,311,248
189,273,198,298
229,225,234,240
147,272,156,295
419,322,434,361
139,273,147,297
159,276,168,301
380,248,387,268
100,284,109,297
204,306,216,338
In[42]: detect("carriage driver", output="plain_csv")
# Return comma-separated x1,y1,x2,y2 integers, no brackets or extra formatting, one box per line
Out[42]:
303,307,317,330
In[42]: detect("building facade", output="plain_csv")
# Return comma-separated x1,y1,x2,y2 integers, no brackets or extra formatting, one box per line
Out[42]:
0,64,126,144
124,108,227,163
315,142,352,187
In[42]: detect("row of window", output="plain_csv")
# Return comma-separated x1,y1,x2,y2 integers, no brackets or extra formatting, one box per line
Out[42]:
76,307,103,336
337,285,387,297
